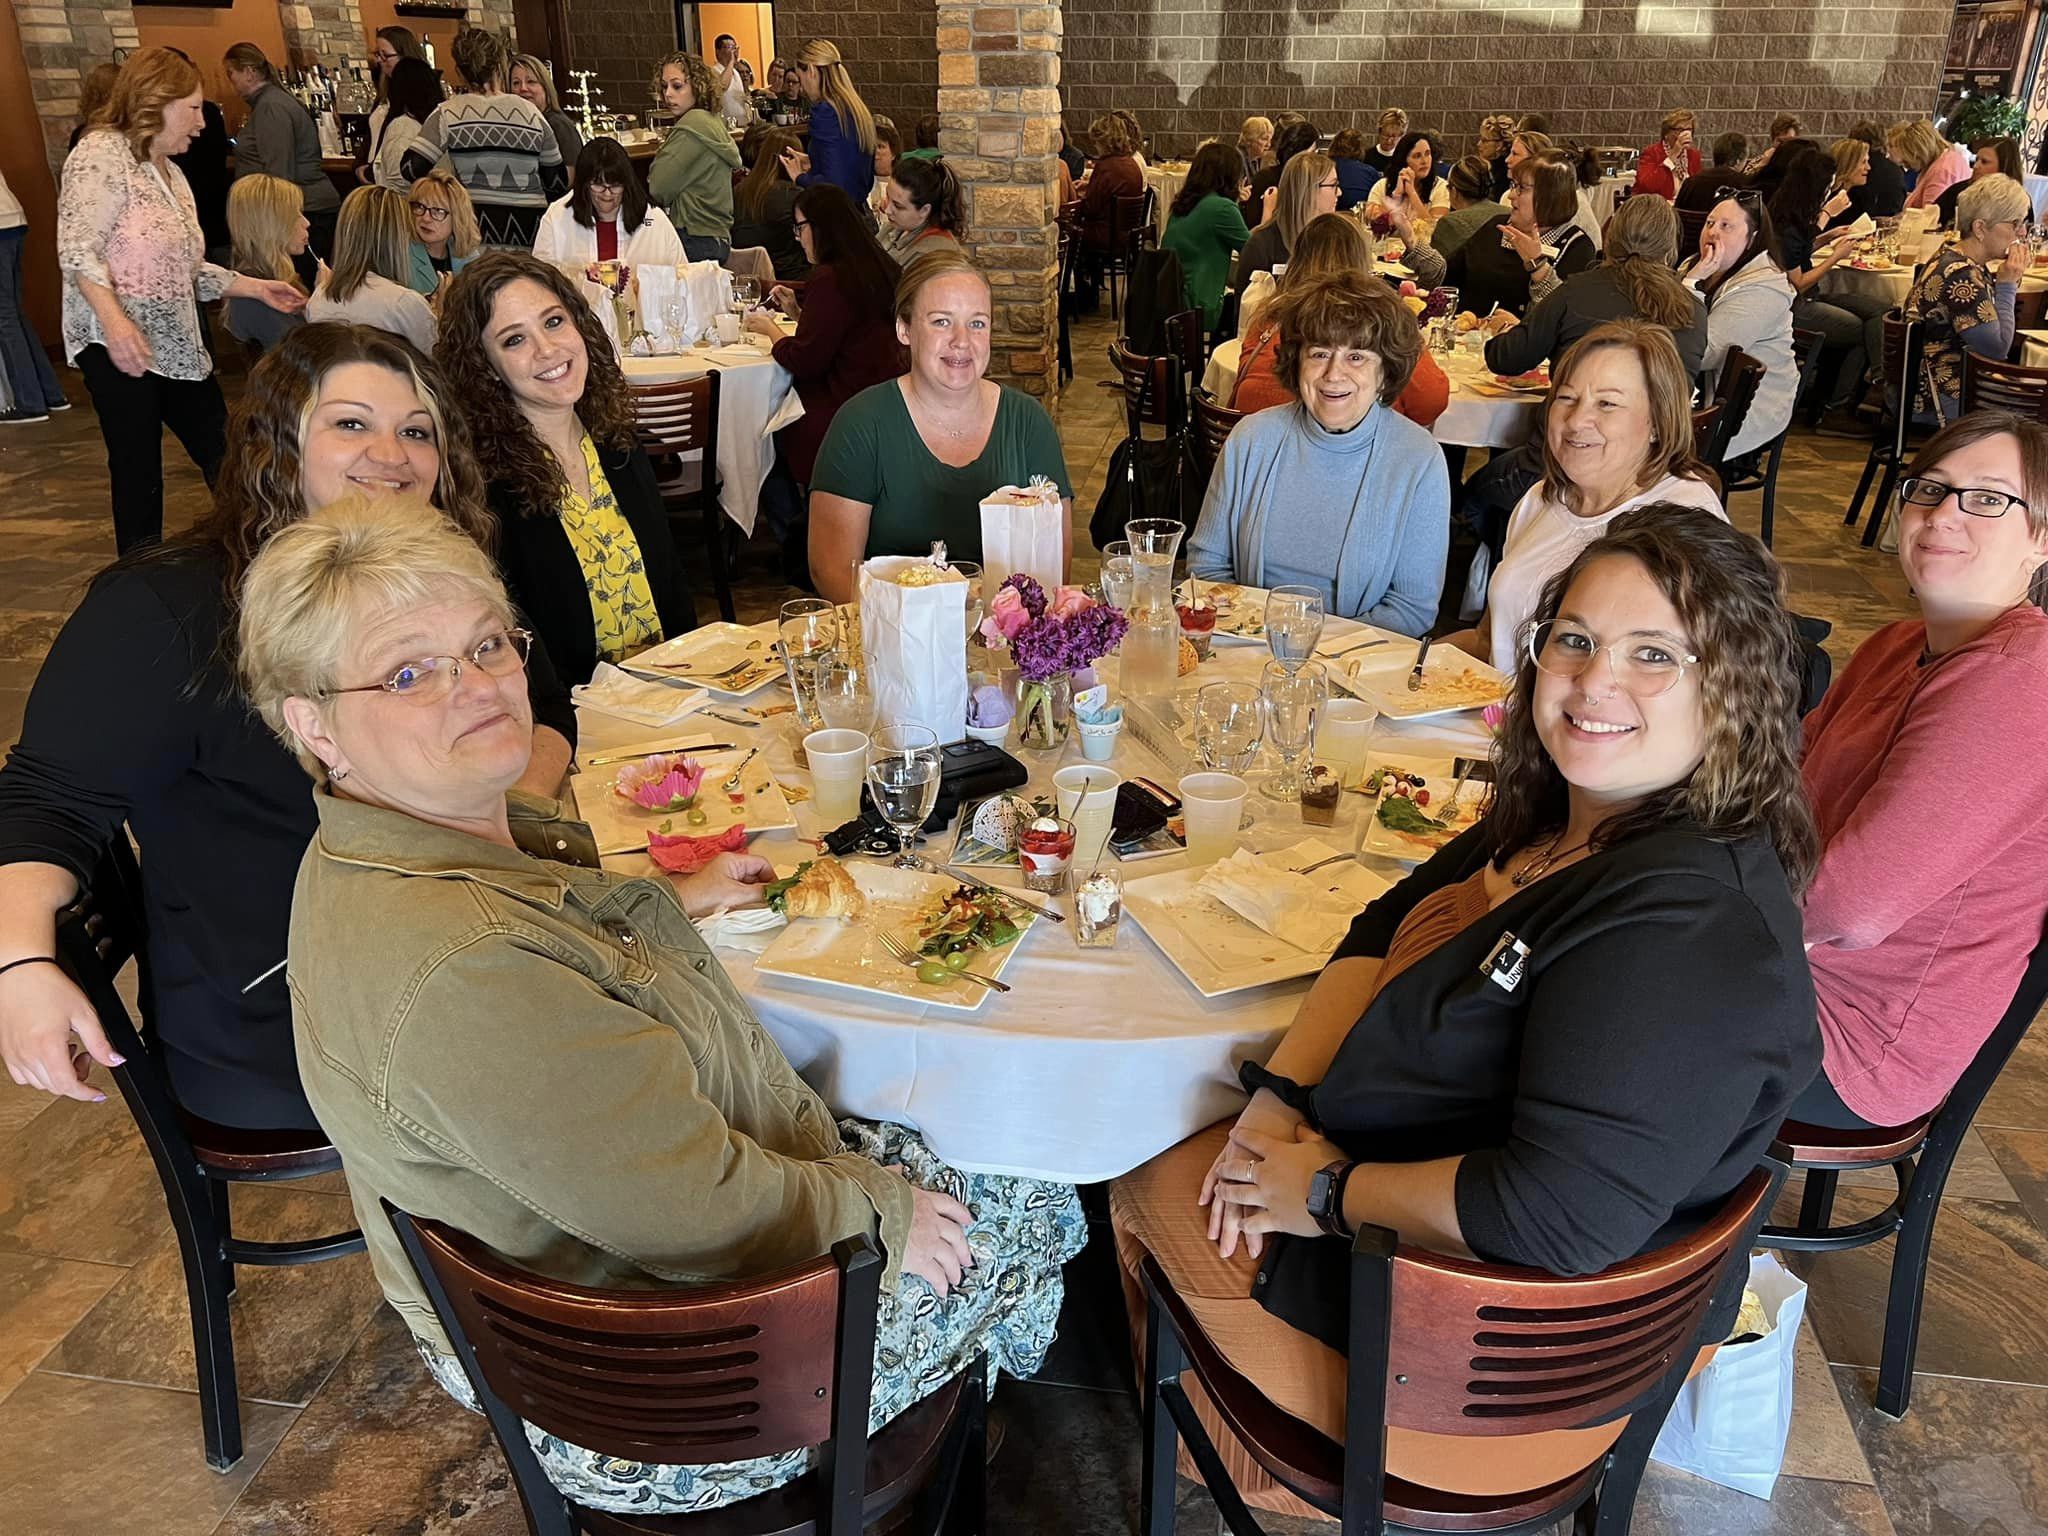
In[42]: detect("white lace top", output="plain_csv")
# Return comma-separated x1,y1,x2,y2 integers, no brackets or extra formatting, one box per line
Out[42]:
57,129,235,381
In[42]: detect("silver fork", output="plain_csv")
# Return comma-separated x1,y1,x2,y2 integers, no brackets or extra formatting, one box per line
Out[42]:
1291,852,1355,876
874,929,1010,993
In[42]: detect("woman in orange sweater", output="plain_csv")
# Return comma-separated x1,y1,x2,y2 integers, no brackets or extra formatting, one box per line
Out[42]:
1228,213,1449,427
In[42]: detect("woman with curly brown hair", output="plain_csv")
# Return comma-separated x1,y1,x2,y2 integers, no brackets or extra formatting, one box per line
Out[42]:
647,50,743,263
0,322,575,1124
436,252,697,686
1112,504,1818,1521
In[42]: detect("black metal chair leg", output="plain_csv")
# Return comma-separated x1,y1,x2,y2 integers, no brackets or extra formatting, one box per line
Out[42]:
1874,1188,1940,1419
1845,446,1882,526
209,1178,237,1301
703,500,736,624
940,1358,988,1536
1140,1278,1183,1536
1863,461,1902,547
1760,443,1783,549
1797,1169,1839,1232
165,1168,242,1471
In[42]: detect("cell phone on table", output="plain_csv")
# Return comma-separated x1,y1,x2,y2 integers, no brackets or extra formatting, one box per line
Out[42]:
1109,777,1183,857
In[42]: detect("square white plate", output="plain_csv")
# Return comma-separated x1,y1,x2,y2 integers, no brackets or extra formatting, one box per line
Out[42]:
576,746,795,856
753,862,1036,1013
1178,581,1271,646
623,621,783,696
1356,752,1490,863
1122,842,1389,998
1347,643,1510,720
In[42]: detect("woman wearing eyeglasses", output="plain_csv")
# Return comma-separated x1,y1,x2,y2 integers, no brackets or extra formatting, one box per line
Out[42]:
1798,412,2048,1131
403,170,482,301
1112,506,1818,1520
1906,175,2032,425
1236,151,1340,283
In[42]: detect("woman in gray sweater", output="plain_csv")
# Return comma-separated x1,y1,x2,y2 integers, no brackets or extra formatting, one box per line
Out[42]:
1188,273,1450,638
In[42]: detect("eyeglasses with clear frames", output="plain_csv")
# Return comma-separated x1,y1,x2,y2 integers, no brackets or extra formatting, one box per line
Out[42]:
325,629,533,704
1897,476,2029,520
1527,620,1698,698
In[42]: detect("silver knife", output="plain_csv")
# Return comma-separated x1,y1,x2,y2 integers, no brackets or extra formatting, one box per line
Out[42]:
1407,633,1435,692
583,739,735,767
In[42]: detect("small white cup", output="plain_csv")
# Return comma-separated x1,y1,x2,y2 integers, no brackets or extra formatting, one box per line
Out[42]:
1319,698,1379,786
1054,765,1121,866
714,312,742,345
804,729,869,827
1179,772,1249,868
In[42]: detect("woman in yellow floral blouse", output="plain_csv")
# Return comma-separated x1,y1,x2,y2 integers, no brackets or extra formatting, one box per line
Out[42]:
1906,175,2030,425
437,251,697,685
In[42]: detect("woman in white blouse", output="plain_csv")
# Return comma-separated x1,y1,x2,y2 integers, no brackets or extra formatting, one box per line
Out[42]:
306,186,438,354
531,138,685,269
56,46,302,552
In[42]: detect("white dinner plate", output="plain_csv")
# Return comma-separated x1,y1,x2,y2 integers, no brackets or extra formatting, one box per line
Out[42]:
623,621,783,696
1123,843,1389,998
1355,752,1492,863
576,745,796,855
753,862,1036,1013
1346,643,1510,720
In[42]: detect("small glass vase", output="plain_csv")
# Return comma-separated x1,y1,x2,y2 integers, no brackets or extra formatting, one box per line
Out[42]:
1014,671,1074,752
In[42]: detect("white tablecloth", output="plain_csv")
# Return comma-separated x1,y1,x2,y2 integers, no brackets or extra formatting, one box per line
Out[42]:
1819,253,2048,309
2020,328,2048,369
620,329,802,539
1145,162,1188,237
1203,338,1542,451
577,617,1485,1182
2028,174,2048,226
1587,174,1634,228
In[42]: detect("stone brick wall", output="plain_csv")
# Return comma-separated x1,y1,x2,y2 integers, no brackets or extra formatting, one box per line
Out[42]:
561,0,676,124
766,0,940,135
277,0,365,70
1062,0,1955,158
18,0,140,180
939,1,1062,399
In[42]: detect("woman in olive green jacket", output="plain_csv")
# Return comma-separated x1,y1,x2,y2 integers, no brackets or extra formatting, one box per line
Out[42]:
240,496,1083,1516
647,52,744,263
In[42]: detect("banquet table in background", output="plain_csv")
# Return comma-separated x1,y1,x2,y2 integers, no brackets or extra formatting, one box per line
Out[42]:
1202,339,1544,451
1587,173,1634,228
1819,251,2048,309
575,614,1487,1183
1145,161,1188,237
620,333,801,539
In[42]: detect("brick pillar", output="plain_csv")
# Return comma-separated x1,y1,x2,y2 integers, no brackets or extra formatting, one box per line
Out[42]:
937,3,1061,404
19,0,141,182
277,0,367,70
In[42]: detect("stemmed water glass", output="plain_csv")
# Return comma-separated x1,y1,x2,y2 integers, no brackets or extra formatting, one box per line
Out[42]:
1259,659,1328,802
866,725,942,866
731,275,761,332
817,655,876,733
1265,586,1326,673
779,597,836,730
1192,681,1265,774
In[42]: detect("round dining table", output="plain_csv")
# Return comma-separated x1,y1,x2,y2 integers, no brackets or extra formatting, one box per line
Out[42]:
576,614,1488,1183
1145,162,1189,237
1202,338,1544,451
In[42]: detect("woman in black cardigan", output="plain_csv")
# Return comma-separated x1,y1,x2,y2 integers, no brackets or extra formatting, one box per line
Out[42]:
0,323,575,1126
1110,507,1819,1517
437,252,697,686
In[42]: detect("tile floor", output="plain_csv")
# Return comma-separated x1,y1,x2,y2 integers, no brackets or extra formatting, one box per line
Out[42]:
0,314,2042,1536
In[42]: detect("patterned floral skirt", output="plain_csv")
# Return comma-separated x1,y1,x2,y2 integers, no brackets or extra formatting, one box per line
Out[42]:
419,1117,1087,1515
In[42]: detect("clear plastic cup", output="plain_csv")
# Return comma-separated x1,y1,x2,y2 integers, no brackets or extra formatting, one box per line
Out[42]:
803,729,870,827
1179,772,1249,867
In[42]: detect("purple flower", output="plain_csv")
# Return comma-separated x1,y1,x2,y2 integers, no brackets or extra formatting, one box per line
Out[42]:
1009,593,1129,682
1006,573,1049,620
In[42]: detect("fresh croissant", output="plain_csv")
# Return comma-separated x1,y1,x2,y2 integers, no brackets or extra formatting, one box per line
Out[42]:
773,858,866,920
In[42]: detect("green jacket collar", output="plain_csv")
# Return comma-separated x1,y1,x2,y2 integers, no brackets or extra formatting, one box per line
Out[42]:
309,787,583,909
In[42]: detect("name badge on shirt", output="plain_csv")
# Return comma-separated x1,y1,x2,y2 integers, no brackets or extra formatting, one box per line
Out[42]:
1481,932,1531,994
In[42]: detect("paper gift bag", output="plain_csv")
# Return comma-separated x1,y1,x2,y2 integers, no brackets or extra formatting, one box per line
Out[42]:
859,558,970,743
980,477,1065,595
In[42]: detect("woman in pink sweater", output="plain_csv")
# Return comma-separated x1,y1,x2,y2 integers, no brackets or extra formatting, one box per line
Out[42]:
1798,411,2048,1128
1894,120,1973,212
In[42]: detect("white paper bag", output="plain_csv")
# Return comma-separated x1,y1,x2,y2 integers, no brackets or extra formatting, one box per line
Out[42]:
859,558,970,743
979,479,1065,596
1649,1252,1809,1500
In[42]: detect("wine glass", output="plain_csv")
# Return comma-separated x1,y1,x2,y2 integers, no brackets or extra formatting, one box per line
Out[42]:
779,597,836,730
1192,681,1265,775
1259,659,1328,803
731,274,761,329
817,656,875,733
866,724,942,866
1265,586,1326,673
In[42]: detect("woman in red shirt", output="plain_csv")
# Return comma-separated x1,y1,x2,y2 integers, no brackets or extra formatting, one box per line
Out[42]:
1228,214,1449,428
1074,111,1145,256
1632,109,1702,201
1798,412,2048,1128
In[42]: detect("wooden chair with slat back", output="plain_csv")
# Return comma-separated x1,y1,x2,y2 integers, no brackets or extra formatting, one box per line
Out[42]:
1962,351,2048,421
1106,339,1185,433
55,838,365,1474
2009,285,2048,356
1139,1150,1790,1535
1700,348,1765,475
1105,191,1155,320
630,373,733,623
385,1206,988,1536
1192,390,1243,489
1761,918,2048,1419
1688,402,1722,472
1723,329,1821,549
1845,312,1930,547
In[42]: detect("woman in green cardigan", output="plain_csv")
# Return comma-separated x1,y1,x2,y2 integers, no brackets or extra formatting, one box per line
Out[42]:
646,52,742,263
1162,140,1252,332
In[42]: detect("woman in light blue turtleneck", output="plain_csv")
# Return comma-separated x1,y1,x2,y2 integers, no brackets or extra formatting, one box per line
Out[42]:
1187,272,1450,637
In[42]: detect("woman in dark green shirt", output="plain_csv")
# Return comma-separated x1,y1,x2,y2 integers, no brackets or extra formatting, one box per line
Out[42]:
808,251,1070,600
1161,140,1253,332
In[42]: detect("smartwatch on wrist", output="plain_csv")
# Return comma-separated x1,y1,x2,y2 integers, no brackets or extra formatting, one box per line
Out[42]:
1306,1159,1357,1239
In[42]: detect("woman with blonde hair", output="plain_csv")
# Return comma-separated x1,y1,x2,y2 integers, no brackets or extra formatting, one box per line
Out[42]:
509,52,583,171
1894,119,1972,211
404,168,481,298
647,50,742,262
1634,108,1701,200
1363,106,1409,179
1237,114,1274,182
1459,321,1726,666
224,175,315,355
777,40,878,204
308,186,437,352
57,45,303,550
1237,150,1339,281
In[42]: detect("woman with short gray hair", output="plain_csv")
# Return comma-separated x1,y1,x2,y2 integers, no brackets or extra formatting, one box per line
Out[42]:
1907,173,2033,423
